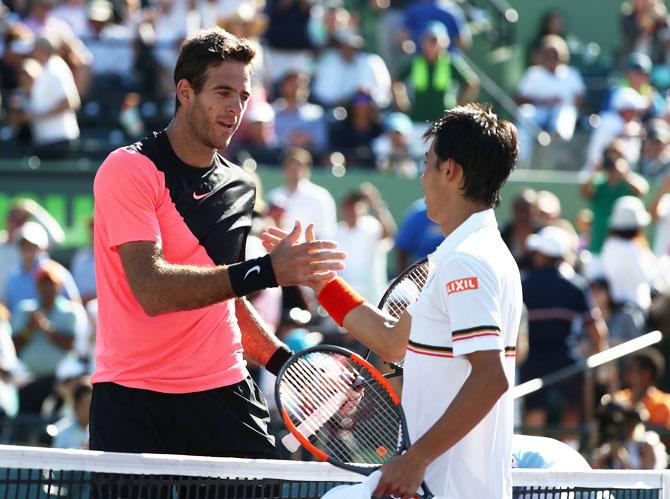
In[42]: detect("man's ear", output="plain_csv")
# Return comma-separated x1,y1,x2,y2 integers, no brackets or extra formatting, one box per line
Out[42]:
442,158,463,184
175,79,194,108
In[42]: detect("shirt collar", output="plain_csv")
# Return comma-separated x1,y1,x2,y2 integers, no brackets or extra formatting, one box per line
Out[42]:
429,209,497,263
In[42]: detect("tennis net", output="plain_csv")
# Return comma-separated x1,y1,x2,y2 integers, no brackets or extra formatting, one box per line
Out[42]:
0,444,666,498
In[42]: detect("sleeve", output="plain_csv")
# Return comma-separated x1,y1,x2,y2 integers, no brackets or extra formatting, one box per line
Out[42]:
58,309,77,338
439,256,503,357
93,149,162,249
516,69,535,98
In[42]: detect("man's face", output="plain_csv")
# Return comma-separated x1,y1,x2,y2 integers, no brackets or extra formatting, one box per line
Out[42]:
421,139,444,222
19,239,41,266
183,61,251,150
283,159,308,185
37,276,59,303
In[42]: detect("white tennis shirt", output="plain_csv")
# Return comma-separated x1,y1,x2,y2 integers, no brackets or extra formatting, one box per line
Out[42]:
404,209,522,499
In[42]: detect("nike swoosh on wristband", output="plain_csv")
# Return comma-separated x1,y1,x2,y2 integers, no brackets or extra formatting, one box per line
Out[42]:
244,265,261,279
193,190,215,200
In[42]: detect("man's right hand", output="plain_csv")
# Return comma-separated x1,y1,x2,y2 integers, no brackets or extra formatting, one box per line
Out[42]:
269,221,345,287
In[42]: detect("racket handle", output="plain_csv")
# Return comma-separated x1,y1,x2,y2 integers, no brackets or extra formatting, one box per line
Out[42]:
281,432,301,453
280,391,348,452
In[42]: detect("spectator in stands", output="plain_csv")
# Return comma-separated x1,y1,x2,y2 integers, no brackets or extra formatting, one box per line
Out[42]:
0,198,65,306
649,168,670,255
515,35,585,166
593,395,666,469
534,190,563,228
580,140,649,254
312,28,392,109
330,90,383,167
262,0,313,84
272,71,328,158
372,111,421,177
527,9,568,66
50,381,91,449
334,184,396,302
4,221,80,315
605,53,663,118
590,277,645,345
0,304,18,422
11,261,85,414
640,119,670,179
392,21,479,127
16,34,80,159
394,197,443,270
621,0,668,63
521,226,607,436
70,217,95,305
230,101,281,166
601,196,659,312
615,349,670,431
219,6,267,86
51,0,88,37
267,147,337,239
584,87,647,172
80,0,135,89
500,189,540,279
7,57,39,148
402,0,471,53
374,0,412,73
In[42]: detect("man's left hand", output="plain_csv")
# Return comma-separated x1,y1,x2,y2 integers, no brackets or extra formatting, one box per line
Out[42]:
373,452,428,499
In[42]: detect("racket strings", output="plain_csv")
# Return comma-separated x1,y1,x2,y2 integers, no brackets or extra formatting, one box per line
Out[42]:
286,356,401,452
279,352,404,465
378,261,430,368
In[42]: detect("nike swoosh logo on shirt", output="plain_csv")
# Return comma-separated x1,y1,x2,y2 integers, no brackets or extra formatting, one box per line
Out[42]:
244,265,261,279
193,191,215,200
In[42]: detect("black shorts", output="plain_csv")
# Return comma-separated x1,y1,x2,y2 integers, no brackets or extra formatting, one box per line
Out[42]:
89,376,279,459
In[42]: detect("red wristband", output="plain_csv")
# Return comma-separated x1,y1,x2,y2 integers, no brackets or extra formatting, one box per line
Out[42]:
317,277,366,326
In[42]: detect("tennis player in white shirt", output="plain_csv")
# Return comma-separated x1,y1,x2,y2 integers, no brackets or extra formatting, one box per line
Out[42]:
263,103,522,498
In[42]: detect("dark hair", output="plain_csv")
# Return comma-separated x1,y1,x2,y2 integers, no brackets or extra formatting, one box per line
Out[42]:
631,348,666,382
342,190,366,205
424,104,518,207
609,228,641,240
173,28,255,111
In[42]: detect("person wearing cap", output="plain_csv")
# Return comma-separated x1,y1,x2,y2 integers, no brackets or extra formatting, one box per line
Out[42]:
312,27,392,108
581,139,649,254
584,87,648,172
4,222,80,316
520,225,608,436
402,0,472,54
601,196,659,312
515,34,586,166
0,198,65,306
330,90,384,166
605,53,663,117
372,111,422,176
11,261,86,414
393,21,479,125
272,71,328,157
640,119,670,179
50,381,91,449
229,100,282,165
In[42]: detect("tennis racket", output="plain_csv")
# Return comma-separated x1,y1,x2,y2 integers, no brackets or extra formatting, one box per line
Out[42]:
366,257,431,380
276,345,433,498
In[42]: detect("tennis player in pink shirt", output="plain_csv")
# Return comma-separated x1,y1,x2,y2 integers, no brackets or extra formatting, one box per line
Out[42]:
90,28,345,458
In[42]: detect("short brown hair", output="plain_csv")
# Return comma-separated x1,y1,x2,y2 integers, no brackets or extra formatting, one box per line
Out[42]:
173,28,255,111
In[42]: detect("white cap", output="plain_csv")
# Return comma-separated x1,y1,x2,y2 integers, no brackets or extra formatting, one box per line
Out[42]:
246,102,275,123
17,221,48,250
55,355,87,381
608,195,651,230
526,226,571,259
612,87,647,112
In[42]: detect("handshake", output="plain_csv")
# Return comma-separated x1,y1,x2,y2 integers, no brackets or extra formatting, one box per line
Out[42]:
263,221,346,290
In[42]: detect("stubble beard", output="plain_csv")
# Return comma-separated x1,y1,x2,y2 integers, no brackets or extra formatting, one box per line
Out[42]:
189,103,231,152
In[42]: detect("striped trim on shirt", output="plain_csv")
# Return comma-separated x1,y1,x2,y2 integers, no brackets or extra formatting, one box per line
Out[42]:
451,325,501,342
407,340,516,358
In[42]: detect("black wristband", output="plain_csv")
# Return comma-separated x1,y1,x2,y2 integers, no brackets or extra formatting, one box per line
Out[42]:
228,254,278,297
266,345,293,376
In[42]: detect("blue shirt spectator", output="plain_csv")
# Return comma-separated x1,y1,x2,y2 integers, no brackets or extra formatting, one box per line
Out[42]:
394,198,444,270
404,0,471,53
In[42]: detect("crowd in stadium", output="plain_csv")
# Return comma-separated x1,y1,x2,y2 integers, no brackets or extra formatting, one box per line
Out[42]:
5,0,670,473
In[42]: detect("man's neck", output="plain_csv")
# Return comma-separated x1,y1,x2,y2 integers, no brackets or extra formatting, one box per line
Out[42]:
166,118,217,168
440,201,489,237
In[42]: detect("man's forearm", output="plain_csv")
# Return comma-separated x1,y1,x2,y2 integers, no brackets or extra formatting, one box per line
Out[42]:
404,356,508,466
235,298,285,366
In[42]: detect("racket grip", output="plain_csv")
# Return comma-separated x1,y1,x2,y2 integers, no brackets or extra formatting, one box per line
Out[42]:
281,432,301,453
